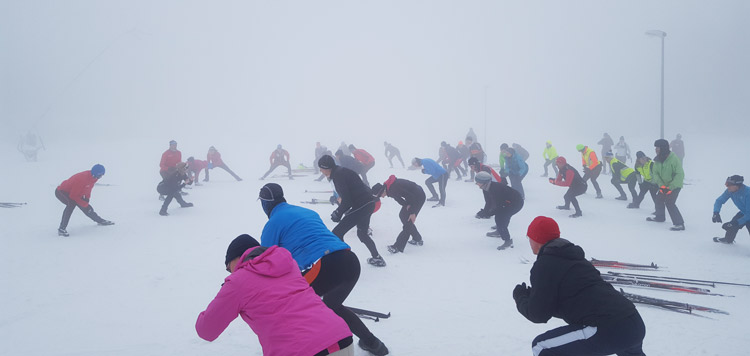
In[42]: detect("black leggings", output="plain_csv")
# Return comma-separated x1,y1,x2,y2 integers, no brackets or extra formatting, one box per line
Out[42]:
611,174,638,200
426,173,448,204
532,312,646,356
55,189,103,229
654,187,684,225
332,202,380,258
493,200,524,241
563,184,587,214
393,194,426,251
308,250,377,345
582,164,602,196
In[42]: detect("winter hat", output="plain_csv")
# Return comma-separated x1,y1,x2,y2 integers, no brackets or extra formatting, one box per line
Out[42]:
654,139,669,150
91,164,105,178
475,171,492,184
209,146,216,151
440,141,447,147
527,216,561,245
500,143,509,151
259,183,284,201
348,144,356,150
371,183,385,197
318,155,336,169
576,144,585,151
726,175,744,186
225,234,260,267
412,157,422,166
187,156,195,162
169,140,177,145
555,156,567,166
277,144,282,149
468,157,480,167
635,151,645,159
334,149,344,157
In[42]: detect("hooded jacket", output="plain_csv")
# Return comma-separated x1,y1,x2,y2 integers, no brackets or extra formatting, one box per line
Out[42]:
515,238,637,326
504,149,529,177
543,142,558,160
714,185,750,225
352,148,375,166
157,167,188,195
609,158,635,182
420,158,447,179
481,181,523,215
652,152,684,190
329,166,374,217
195,246,351,356
384,175,426,215
57,170,99,208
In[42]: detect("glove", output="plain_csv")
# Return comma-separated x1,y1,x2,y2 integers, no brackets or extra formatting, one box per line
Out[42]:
722,221,737,231
712,213,722,223
658,185,672,195
329,195,337,205
207,162,214,169
331,210,342,223
475,209,488,219
548,178,555,184
513,282,530,302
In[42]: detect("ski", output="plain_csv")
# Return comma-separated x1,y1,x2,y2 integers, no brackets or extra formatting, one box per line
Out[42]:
603,275,731,296
300,198,334,205
591,258,660,271
0,202,26,208
608,272,750,288
620,289,728,315
607,272,714,287
345,306,391,322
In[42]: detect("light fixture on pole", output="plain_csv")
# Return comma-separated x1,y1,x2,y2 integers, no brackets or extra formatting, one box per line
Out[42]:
645,30,666,139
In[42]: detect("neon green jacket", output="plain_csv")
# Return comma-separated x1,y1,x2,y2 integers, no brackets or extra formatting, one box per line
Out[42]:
652,152,684,189
609,158,635,182
543,142,558,160
635,160,653,183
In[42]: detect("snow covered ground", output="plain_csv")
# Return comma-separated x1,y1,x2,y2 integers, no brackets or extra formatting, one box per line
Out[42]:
2,135,749,356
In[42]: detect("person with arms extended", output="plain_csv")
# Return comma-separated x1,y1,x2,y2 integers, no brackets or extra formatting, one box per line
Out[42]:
196,234,354,356
384,141,405,168
257,183,389,355
549,156,587,218
712,175,749,244
205,146,242,182
186,156,208,186
577,144,603,199
603,151,638,203
372,175,426,253
647,139,685,231
513,216,647,356
318,155,386,267
260,144,292,180
412,157,448,207
474,171,523,250
55,164,114,236
157,162,194,216
541,141,558,178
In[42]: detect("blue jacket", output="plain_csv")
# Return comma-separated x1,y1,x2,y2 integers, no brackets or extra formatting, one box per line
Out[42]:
420,158,447,179
260,202,350,270
504,153,529,177
714,185,750,225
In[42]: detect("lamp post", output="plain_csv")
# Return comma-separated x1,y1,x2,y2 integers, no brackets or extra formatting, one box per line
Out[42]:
645,30,666,139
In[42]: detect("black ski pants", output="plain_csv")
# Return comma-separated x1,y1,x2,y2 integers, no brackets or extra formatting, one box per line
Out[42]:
543,159,559,177
261,160,292,179
634,182,657,208
654,187,684,225
332,202,380,258
55,189,103,229
611,174,638,201
563,184,588,214
307,249,378,347
392,194,426,252
532,312,646,356
205,163,241,181
492,200,524,242
161,191,189,213
582,164,602,196
425,173,448,205
721,212,750,242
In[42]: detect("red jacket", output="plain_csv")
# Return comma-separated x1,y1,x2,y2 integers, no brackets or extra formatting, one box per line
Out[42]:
207,151,224,166
57,170,98,208
269,149,289,164
160,149,182,172
189,159,208,173
352,149,375,166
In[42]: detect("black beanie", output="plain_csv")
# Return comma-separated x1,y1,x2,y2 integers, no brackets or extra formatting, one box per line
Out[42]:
654,139,670,150
259,183,284,201
371,183,385,197
468,157,480,166
225,234,260,266
727,175,744,186
636,151,645,159
500,143,509,150
318,155,336,169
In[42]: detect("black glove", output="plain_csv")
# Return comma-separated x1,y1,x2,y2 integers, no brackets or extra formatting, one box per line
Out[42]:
712,213,722,223
331,210,342,223
548,178,555,184
513,282,530,302
722,221,737,231
329,195,337,205
475,209,485,219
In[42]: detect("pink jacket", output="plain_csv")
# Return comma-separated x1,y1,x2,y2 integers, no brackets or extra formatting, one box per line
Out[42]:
195,246,350,356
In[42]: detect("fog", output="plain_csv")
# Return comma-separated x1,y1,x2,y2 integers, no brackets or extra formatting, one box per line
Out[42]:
2,0,749,165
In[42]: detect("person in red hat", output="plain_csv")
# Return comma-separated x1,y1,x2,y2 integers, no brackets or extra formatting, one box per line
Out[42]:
549,156,587,218
513,216,647,356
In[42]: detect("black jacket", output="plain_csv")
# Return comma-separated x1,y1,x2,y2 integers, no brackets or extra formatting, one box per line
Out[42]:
386,178,426,215
330,166,373,216
515,238,637,326
482,181,523,215
157,169,187,195
338,155,364,174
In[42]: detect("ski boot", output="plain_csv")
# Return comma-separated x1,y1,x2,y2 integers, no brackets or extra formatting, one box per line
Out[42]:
497,239,513,250
615,195,628,201
569,212,583,218
595,193,604,199
486,230,503,238
646,217,665,222
367,256,386,267
669,224,685,231
431,202,444,208
387,245,401,254
407,239,423,246
358,337,389,356
58,228,69,237
98,220,114,226
181,202,194,208
426,196,439,202
159,209,169,216
713,237,734,244
627,203,639,209
556,205,570,210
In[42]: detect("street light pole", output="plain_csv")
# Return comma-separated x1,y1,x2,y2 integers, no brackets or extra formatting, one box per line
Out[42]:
646,30,667,139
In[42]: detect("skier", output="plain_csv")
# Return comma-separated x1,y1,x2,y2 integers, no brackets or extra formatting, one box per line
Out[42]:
501,146,529,199
205,146,242,182
670,133,685,164
549,156,587,218
157,162,194,216
256,183,389,355
384,142,405,168
464,137,485,181
456,140,470,172
371,176,426,253
185,156,208,186
513,216,647,356
17,131,44,162
439,141,466,181
349,144,375,186
314,142,328,174
159,140,182,180
576,144,603,199
541,141,559,178
334,149,367,182
196,234,354,355
474,171,523,250
597,133,614,175
468,157,504,184
603,151,638,203
512,143,530,161
614,136,632,163
412,157,448,207
55,164,114,236
318,155,386,267
648,139,685,231
712,175,749,244
260,144,292,180
630,151,657,209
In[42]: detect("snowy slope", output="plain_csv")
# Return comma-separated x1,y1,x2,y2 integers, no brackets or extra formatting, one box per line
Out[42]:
1,135,749,356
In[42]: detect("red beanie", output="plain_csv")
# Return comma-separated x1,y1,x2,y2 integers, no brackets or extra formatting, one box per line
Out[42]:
527,216,560,245
555,156,567,166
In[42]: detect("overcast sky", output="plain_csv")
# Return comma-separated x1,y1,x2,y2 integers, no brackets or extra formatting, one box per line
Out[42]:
2,1,748,159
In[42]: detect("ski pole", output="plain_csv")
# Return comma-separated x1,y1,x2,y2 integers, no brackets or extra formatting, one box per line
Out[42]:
607,272,715,287
611,272,750,288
